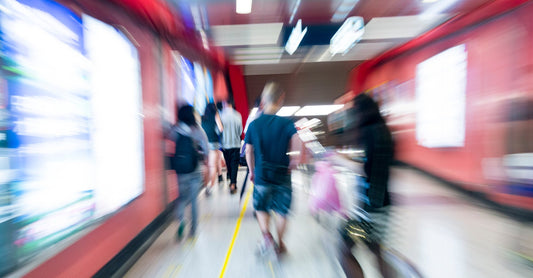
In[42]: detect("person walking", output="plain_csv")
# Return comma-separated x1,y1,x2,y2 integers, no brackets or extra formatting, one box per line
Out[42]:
170,105,209,240
201,103,223,196
337,93,394,278
220,99,243,194
245,81,304,255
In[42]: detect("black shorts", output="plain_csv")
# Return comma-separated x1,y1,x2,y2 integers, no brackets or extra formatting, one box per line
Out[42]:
253,184,292,216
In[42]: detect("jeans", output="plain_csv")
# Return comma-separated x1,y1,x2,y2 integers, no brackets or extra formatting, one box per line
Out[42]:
175,170,202,234
222,148,240,185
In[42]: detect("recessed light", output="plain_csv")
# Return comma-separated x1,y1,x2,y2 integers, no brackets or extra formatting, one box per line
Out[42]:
236,0,252,14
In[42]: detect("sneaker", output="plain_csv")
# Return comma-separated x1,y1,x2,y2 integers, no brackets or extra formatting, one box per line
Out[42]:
229,183,237,194
205,186,212,197
175,221,185,242
218,175,223,182
256,233,277,257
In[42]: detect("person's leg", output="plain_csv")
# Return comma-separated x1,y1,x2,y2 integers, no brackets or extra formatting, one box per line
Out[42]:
175,189,186,222
222,149,231,184
205,150,217,196
337,220,365,277
256,211,271,234
272,185,292,253
189,172,202,236
176,175,192,240
337,238,365,278
367,209,391,278
207,150,218,193
253,184,276,252
217,150,223,180
229,148,239,185
274,214,288,252
224,149,234,190
368,242,390,278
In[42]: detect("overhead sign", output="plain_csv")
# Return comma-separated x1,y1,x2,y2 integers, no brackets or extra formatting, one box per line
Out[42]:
285,19,307,55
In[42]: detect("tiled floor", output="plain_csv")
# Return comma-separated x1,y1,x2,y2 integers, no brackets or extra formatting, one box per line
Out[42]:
125,167,533,278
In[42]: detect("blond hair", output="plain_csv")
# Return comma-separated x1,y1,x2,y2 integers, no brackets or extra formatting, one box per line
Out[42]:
261,81,284,108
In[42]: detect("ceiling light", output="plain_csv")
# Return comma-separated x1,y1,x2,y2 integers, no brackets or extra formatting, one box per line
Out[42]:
331,0,359,22
289,0,302,24
301,118,321,129
421,0,457,17
285,19,307,55
422,0,439,3
330,16,364,54
276,106,301,117
236,0,252,14
295,105,344,116
294,117,309,127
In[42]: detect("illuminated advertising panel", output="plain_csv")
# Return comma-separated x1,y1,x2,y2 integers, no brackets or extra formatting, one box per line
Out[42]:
83,14,144,217
0,0,144,272
415,44,467,148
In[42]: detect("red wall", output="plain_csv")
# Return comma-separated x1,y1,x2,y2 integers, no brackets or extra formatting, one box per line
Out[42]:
348,2,533,209
228,65,250,132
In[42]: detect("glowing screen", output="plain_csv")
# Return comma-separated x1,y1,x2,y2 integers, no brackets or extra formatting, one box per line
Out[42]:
0,0,144,272
415,44,467,148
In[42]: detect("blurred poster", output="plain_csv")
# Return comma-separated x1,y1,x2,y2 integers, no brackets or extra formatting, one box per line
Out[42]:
83,14,144,217
0,0,144,272
0,0,94,261
176,55,196,107
194,62,208,115
204,68,214,103
415,44,467,148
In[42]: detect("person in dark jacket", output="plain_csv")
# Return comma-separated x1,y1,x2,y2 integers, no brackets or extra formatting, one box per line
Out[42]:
169,105,209,240
337,93,394,278
353,93,394,211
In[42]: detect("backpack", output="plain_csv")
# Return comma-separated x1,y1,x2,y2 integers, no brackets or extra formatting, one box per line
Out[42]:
173,131,203,174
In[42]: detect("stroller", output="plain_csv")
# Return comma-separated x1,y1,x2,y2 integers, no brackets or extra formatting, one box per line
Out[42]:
306,152,423,278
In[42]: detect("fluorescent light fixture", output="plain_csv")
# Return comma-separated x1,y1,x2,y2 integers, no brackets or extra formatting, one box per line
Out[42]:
331,0,359,22
422,0,439,3
295,105,344,116
421,0,457,17
303,118,321,128
285,19,307,55
276,106,301,116
330,16,364,54
294,117,308,127
236,0,252,14
289,0,301,24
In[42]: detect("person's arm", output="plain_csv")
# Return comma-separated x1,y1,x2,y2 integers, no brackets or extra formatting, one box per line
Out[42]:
195,127,210,163
289,133,306,170
238,115,243,139
245,144,255,182
215,112,223,133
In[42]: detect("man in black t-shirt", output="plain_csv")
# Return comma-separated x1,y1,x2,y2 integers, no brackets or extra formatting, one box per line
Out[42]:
245,82,304,255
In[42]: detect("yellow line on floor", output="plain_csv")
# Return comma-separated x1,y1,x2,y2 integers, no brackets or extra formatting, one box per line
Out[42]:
268,261,276,278
219,184,253,278
170,265,181,277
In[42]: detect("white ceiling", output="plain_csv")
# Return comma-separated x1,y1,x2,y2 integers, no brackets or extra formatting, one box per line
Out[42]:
210,23,284,46
210,15,450,75
244,63,300,75
362,14,449,40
